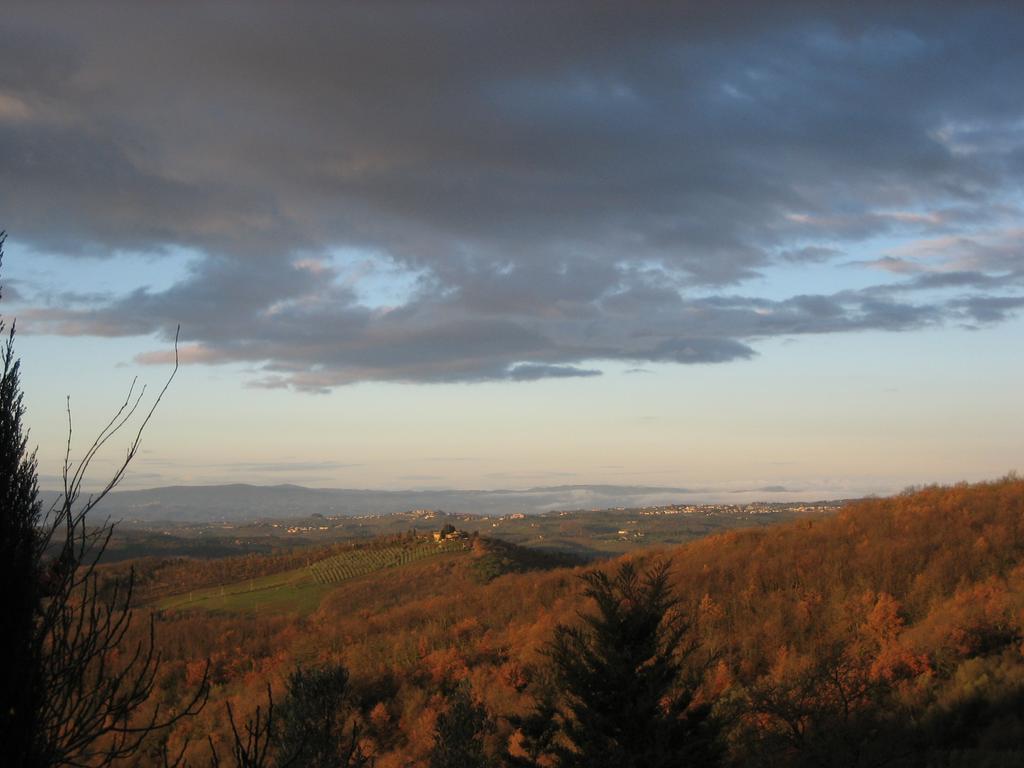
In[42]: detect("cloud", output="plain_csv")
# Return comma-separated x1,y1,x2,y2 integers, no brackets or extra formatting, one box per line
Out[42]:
848,256,924,274
216,460,359,474
0,92,33,122
0,280,23,303
506,363,601,381
648,337,757,364
3,3,1024,387
779,246,844,264
397,475,445,483
889,230,1024,274
954,296,1024,325
730,485,797,494
484,472,579,481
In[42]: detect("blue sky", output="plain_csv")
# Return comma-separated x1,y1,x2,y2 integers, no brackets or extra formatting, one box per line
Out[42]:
2,3,1022,496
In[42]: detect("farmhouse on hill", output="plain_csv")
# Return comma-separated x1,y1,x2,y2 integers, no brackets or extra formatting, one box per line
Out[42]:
433,524,466,542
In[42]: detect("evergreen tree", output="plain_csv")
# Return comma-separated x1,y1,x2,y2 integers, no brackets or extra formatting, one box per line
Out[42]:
0,229,45,765
546,560,721,768
429,684,494,768
276,664,370,767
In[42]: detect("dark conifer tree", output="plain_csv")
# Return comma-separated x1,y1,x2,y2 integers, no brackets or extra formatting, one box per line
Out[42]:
0,229,45,765
546,560,722,768
275,664,370,767
429,684,494,768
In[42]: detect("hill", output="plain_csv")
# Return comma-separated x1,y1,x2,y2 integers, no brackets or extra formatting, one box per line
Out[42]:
124,477,1024,766
42,481,843,522
130,531,582,615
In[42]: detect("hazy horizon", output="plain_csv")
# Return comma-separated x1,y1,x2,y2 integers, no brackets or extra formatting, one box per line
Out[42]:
35,479,860,523
34,475,980,509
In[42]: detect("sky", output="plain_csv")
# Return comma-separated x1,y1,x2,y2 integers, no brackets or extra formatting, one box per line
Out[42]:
1,2,1022,498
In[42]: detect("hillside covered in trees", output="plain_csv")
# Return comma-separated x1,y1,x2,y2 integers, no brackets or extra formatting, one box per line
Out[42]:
108,476,1024,766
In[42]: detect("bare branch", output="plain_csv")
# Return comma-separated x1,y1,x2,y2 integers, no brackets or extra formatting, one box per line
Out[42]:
29,326,205,766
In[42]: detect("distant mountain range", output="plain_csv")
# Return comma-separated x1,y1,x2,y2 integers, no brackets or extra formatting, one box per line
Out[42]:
37,482,818,523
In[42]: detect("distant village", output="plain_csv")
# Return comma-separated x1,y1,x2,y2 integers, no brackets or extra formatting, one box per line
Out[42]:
258,500,843,536
139,500,847,558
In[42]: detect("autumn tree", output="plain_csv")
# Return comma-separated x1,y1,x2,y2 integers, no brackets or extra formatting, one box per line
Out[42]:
504,684,559,768
740,594,927,767
545,560,721,768
208,686,284,768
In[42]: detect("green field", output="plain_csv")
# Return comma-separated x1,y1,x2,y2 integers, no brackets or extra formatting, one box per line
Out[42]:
310,538,469,583
156,537,471,613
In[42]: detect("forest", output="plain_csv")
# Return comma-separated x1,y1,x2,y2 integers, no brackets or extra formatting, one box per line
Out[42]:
94,476,1024,766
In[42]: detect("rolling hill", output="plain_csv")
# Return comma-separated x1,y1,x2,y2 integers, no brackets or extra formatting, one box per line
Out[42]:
129,476,1024,766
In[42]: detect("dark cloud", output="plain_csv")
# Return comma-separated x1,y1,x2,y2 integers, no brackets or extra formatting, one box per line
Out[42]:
648,337,757,364
507,363,601,381
779,246,844,264
955,296,1024,325
907,271,1007,291
3,2,1024,387
0,280,23,303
